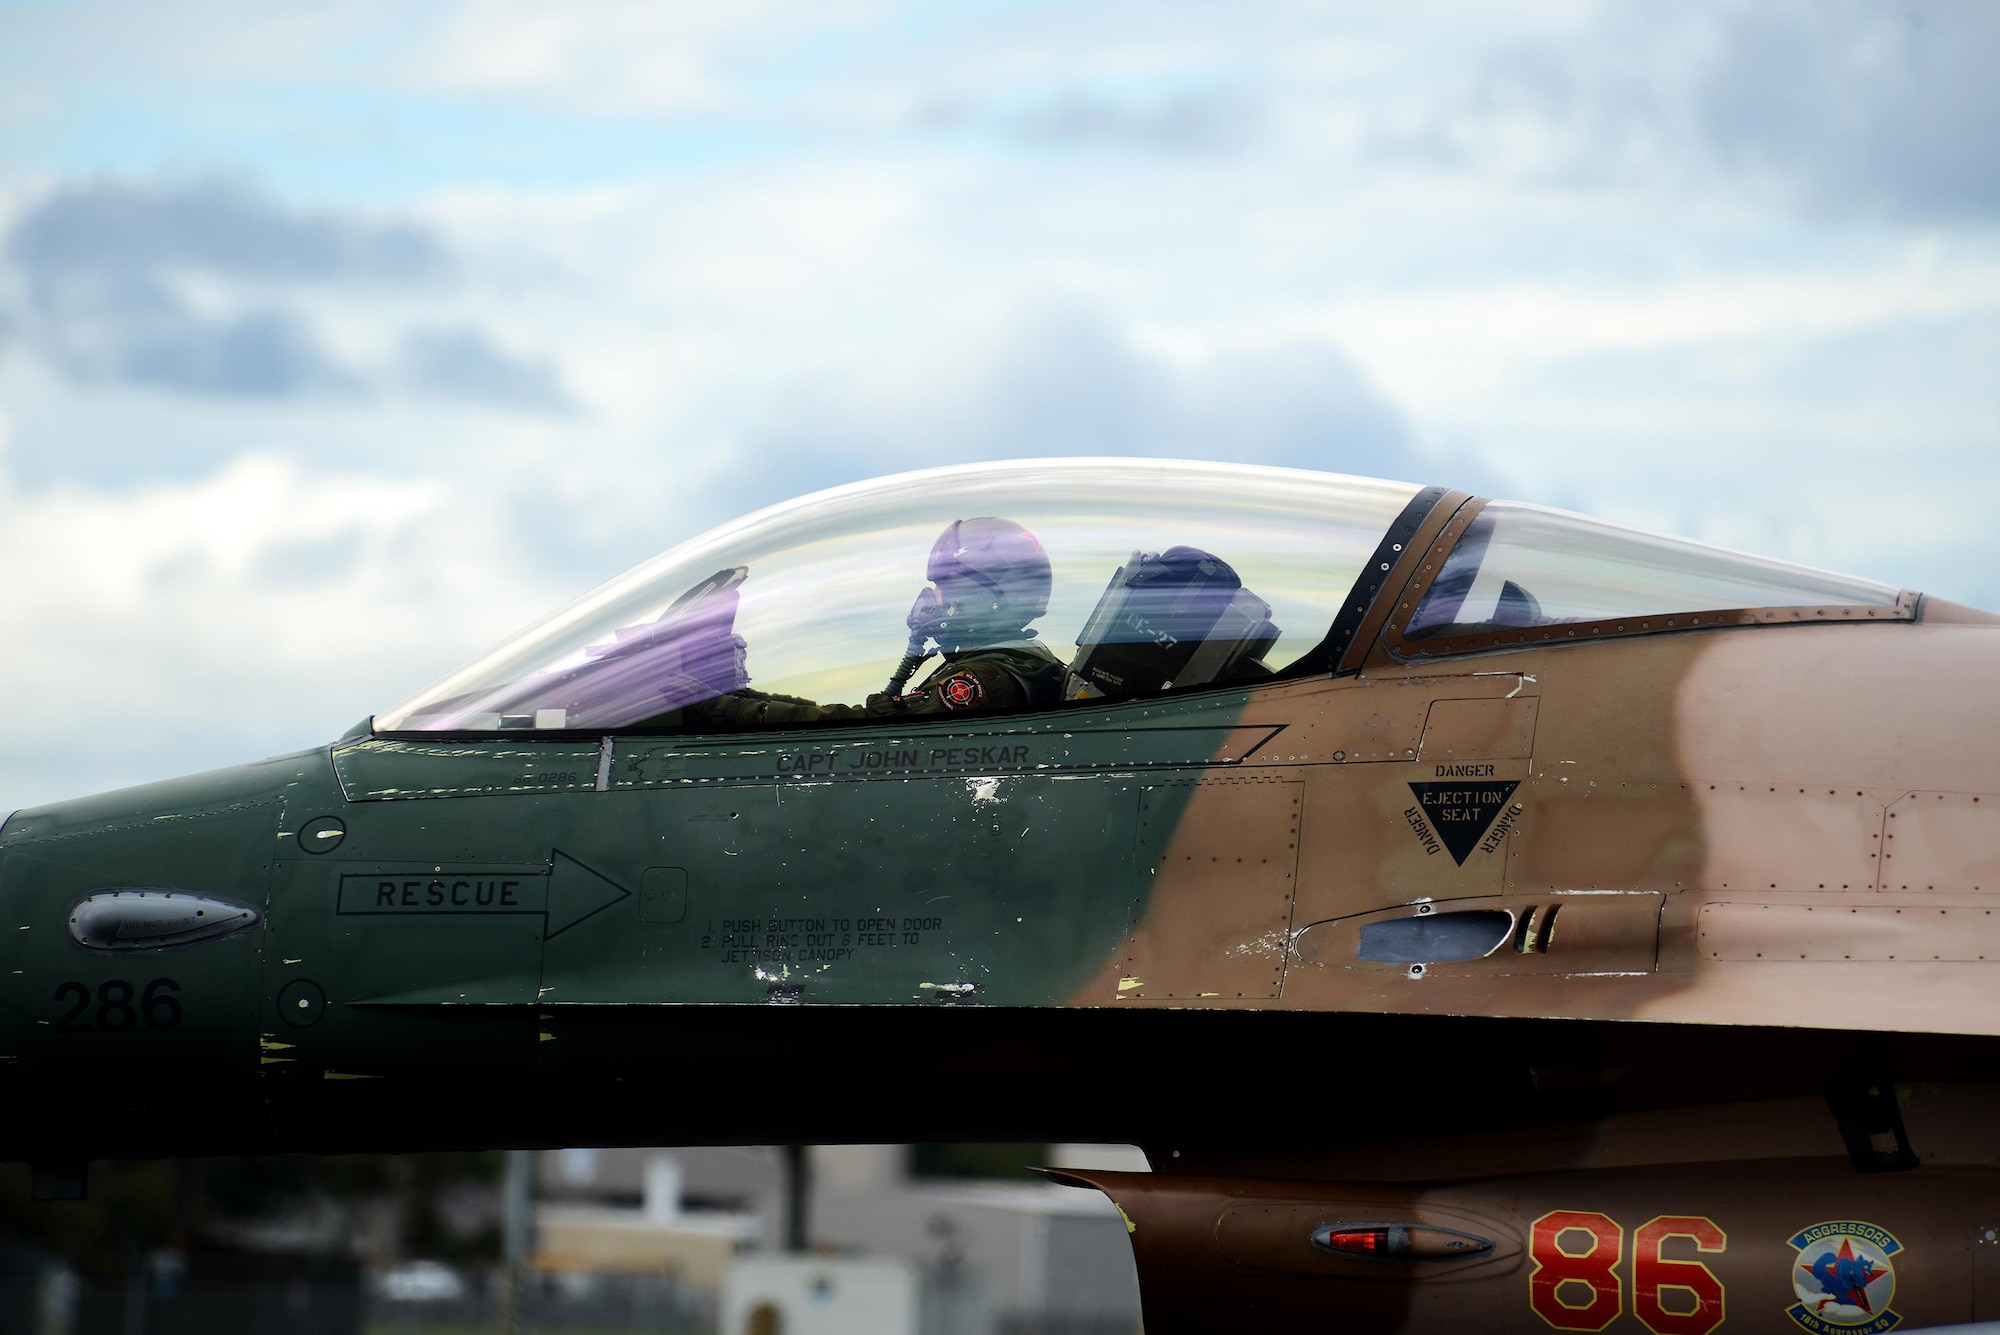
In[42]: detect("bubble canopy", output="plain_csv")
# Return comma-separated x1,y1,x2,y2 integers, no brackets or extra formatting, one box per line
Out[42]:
376,460,1423,733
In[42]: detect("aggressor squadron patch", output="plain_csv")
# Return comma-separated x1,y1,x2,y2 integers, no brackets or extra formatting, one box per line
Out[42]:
1786,1221,1903,1334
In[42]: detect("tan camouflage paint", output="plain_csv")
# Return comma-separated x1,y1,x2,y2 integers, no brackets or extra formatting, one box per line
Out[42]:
1068,500,2000,1039
1052,502,2000,1330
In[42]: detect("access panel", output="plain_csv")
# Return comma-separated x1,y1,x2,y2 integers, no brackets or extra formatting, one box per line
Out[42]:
539,772,1144,1007
1110,777,1304,1001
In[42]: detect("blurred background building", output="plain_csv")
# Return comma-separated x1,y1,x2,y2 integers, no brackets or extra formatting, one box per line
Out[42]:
0,1143,1145,1335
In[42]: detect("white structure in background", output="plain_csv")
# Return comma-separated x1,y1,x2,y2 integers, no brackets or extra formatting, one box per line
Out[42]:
643,1154,685,1222
535,1143,1146,1335
535,1147,759,1290
812,1144,1145,1332
723,1256,920,1335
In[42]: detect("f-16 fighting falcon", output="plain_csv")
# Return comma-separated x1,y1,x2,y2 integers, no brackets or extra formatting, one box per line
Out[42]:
6,458,2000,1332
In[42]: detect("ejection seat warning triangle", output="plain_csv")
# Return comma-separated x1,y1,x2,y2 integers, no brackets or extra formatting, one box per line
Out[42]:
1406,781,1520,865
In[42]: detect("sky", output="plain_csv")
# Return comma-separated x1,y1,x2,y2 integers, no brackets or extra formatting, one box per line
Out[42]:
0,0,1996,812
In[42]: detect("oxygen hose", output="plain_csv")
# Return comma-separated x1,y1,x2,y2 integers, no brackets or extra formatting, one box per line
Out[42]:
884,629,933,696
886,585,945,695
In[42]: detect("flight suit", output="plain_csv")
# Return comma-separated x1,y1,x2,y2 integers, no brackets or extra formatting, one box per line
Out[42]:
695,642,1067,728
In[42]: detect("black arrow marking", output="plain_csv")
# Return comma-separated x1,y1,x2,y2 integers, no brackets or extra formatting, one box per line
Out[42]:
545,850,633,938
335,850,634,937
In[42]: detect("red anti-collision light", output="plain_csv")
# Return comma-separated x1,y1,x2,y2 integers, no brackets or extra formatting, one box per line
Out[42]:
1311,1222,1495,1263
1319,1228,1389,1255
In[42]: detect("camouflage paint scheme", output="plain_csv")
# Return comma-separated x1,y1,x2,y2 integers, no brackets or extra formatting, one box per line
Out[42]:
5,481,2000,1332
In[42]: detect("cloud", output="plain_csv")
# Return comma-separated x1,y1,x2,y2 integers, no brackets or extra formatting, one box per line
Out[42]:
405,1,890,117
0,0,1994,817
5,177,447,285
717,307,1468,517
401,326,573,414
968,312,1421,472
0,178,430,400
0,452,566,810
1009,86,1259,155
1357,0,2000,224
1695,0,2000,222
0,177,584,410
22,276,355,398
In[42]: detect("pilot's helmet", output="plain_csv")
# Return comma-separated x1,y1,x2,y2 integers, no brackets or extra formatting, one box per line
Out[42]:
927,517,1052,639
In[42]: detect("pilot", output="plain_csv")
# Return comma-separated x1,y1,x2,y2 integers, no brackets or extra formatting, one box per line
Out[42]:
695,517,1067,727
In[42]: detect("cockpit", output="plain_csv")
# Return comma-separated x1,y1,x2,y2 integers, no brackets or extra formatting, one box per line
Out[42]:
374,460,1910,734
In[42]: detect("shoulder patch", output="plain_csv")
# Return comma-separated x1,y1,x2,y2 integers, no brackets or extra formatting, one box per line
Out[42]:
936,672,986,711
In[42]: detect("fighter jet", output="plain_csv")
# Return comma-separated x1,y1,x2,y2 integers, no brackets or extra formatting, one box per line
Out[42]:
5,458,1999,1333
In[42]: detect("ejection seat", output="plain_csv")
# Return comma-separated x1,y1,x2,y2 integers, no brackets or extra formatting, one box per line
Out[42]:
1067,546,1281,700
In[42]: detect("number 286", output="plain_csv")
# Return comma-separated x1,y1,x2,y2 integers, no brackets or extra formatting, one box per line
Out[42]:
52,978,183,1031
